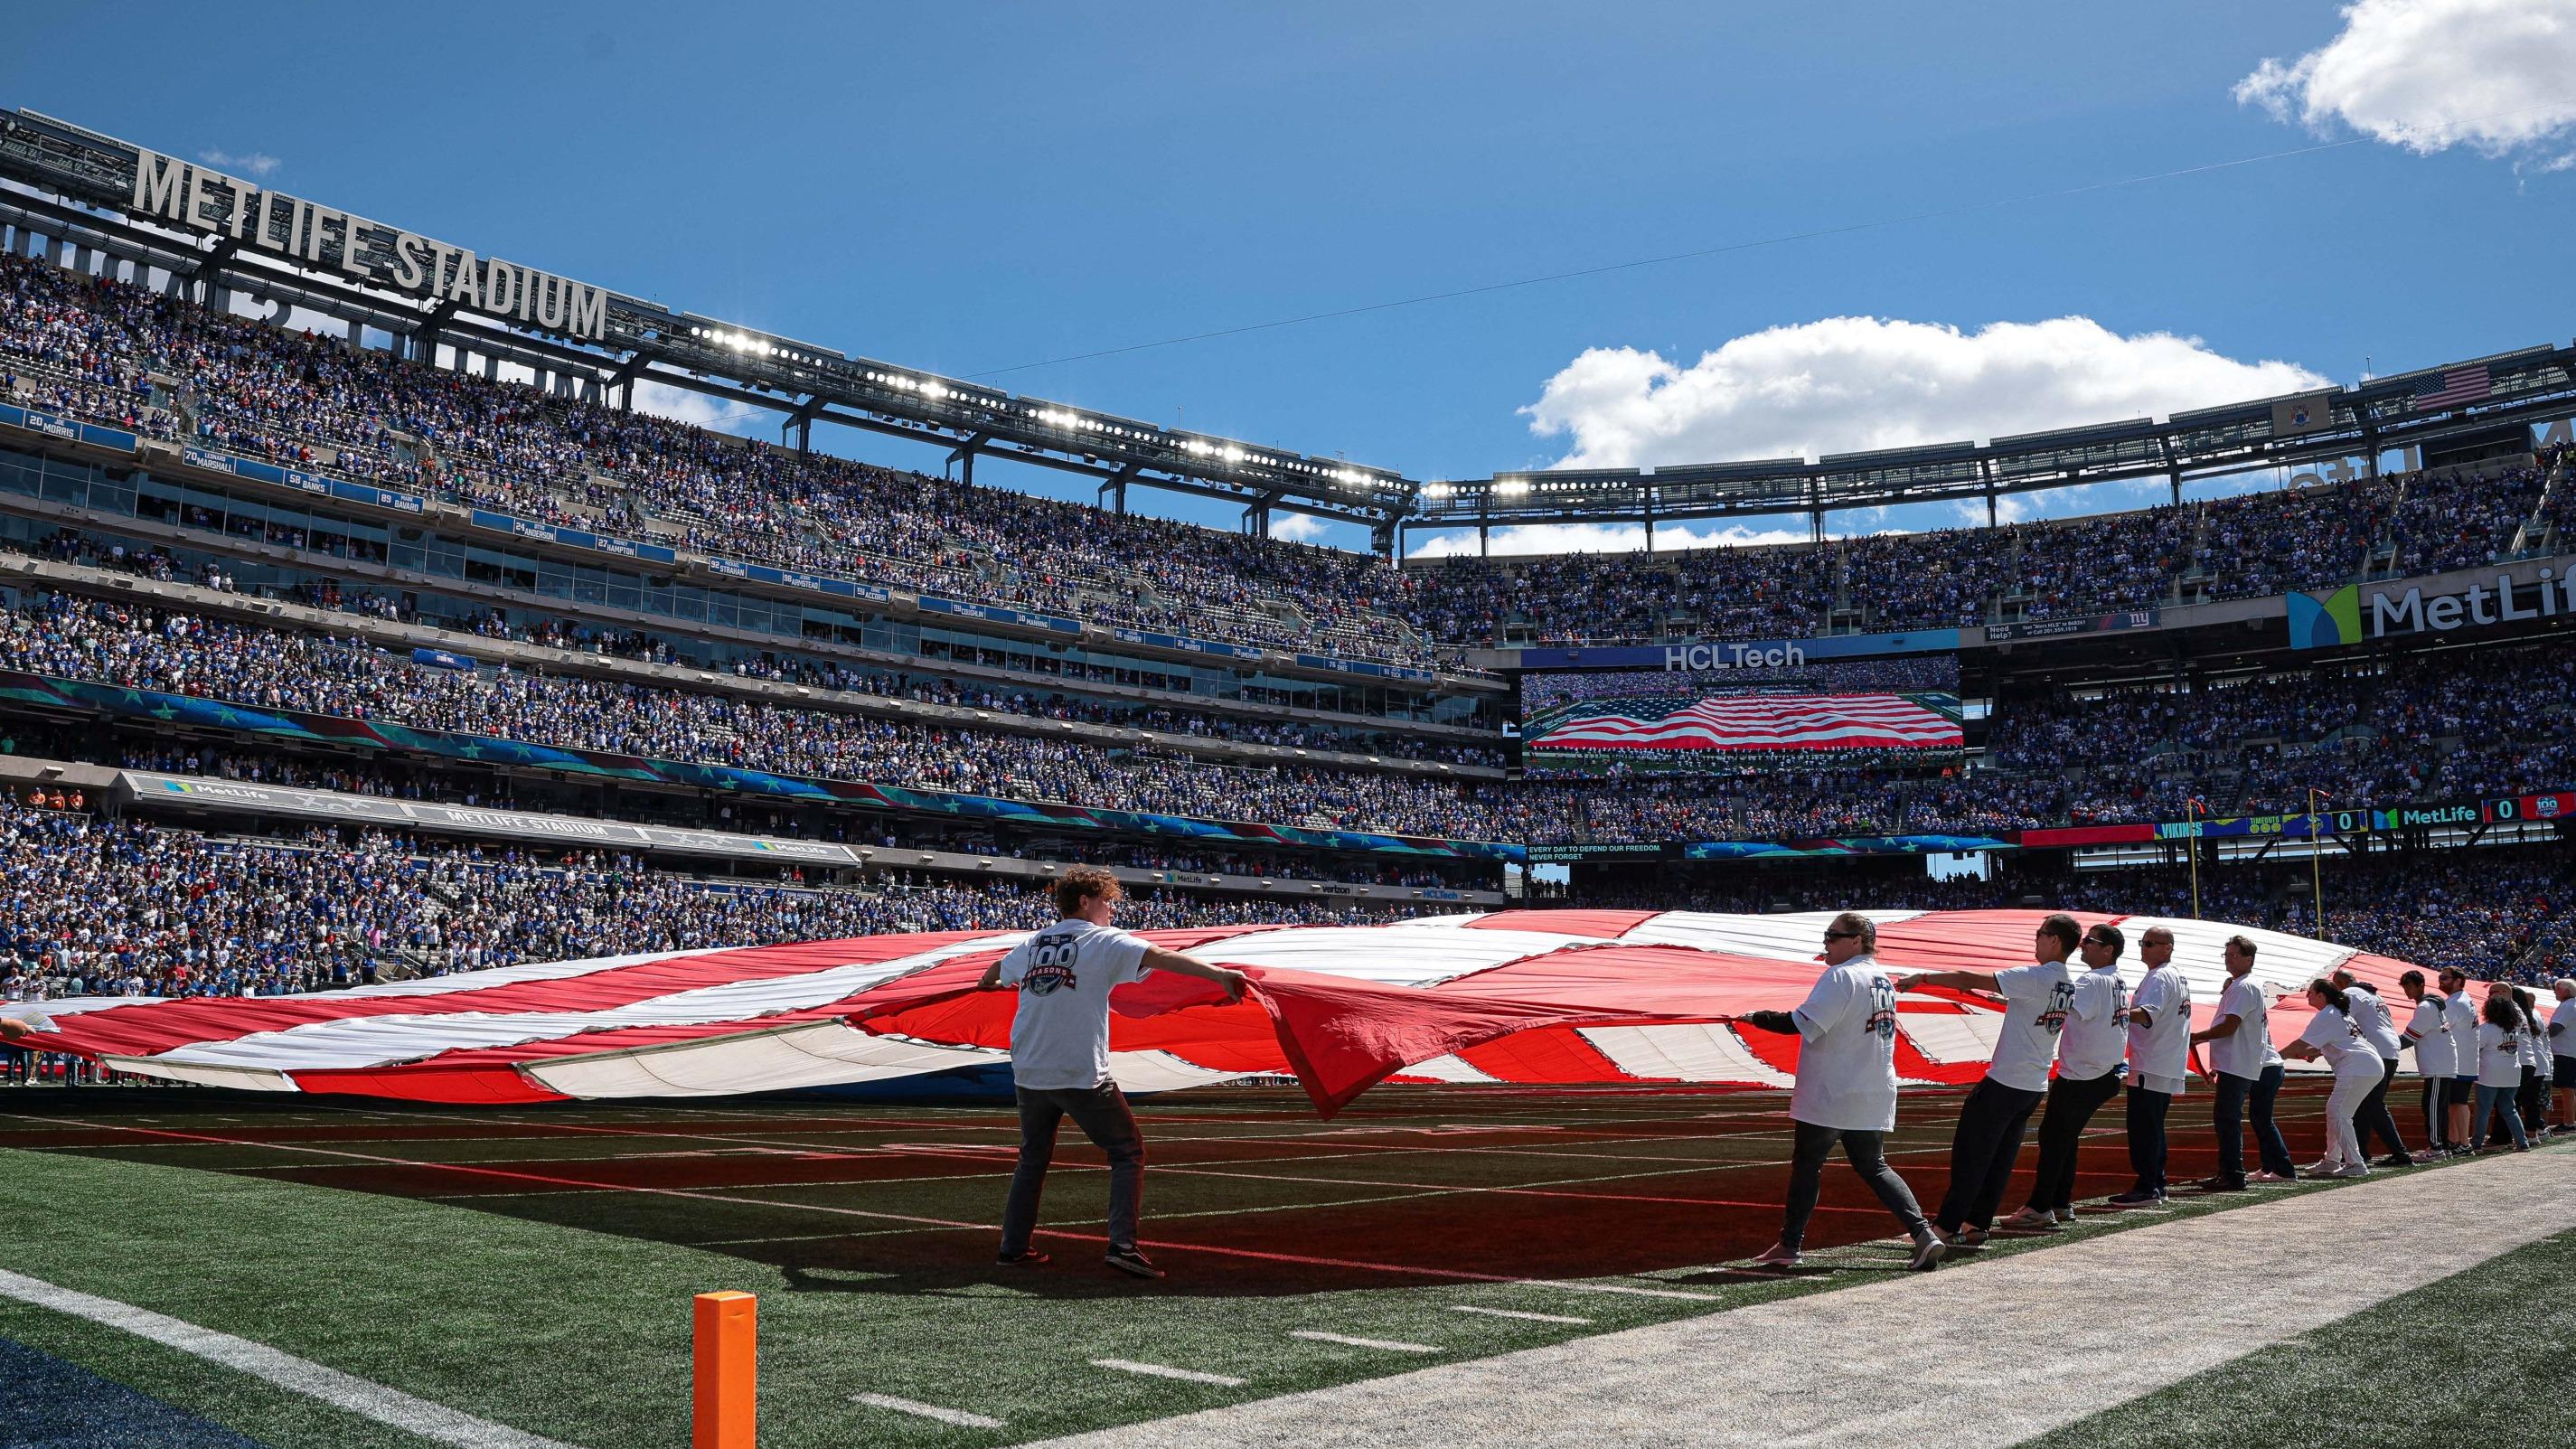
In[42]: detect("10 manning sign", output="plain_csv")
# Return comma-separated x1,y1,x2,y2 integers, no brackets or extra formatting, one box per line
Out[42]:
2289,560,2576,649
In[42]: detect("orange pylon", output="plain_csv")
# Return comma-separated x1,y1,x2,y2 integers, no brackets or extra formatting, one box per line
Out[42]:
693,1291,757,1449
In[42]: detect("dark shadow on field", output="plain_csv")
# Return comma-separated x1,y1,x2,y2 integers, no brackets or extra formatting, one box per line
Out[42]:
2,1082,2352,1302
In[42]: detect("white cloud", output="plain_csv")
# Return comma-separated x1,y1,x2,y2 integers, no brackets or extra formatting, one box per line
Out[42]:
198,148,281,178
1269,513,1331,542
630,379,770,436
1521,315,2327,469
1407,520,1815,560
2234,0,2576,163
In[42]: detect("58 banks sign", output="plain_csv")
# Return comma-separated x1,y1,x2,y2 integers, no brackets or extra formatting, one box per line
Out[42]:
2288,558,2576,649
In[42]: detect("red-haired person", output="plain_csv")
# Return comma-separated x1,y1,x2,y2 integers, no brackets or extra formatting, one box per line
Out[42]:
979,867,1247,1278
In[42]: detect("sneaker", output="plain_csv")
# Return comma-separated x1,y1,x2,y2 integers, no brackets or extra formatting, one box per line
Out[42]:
2195,1175,2246,1192
995,1249,1051,1266
2410,1149,2446,1165
1998,1207,2054,1229
2327,1163,2371,1179
1908,1233,1946,1272
2105,1190,2165,1208
1949,1226,1989,1251
2248,1171,2297,1185
1104,1247,1165,1279
2373,1154,2413,1170
2304,1159,2338,1175
2052,1207,2074,1225
1749,1241,1802,1267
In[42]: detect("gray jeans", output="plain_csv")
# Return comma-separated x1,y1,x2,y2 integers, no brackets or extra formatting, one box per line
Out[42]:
1001,1083,1146,1256
1782,1119,1929,1252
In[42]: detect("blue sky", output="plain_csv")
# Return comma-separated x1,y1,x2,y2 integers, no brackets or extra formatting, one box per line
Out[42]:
8,0,2572,552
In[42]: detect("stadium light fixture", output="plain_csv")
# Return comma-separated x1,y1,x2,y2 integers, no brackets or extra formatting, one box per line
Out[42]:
1496,479,1530,496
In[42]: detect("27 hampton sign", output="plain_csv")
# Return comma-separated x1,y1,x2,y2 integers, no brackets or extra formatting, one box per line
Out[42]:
125,147,610,342
2289,556,2576,649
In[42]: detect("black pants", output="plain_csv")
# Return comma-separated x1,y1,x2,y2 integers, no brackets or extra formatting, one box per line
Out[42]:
2213,1067,2295,1185
1782,1120,1929,1252
2520,1067,2547,1135
2024,1068,2123,1214
2125,1084,2174,1196
1001,1082,1146,1256
1935,1077,2045,1233
2421,1076,2451,1150
2355,1058,2407,1159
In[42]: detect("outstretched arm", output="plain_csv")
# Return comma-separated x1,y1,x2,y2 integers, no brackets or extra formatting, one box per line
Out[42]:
0,1018,35,1042
2190,1014,2242,1046
1894,969,1996,993
1141,946,1249,1003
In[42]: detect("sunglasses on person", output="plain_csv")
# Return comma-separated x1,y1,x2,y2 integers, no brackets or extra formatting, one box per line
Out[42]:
1822,929,1860,941
2083,933,2114,946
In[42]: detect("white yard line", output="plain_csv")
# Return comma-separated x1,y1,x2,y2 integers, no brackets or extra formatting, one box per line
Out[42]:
0,1267,577,1449
1022,1145,2576,1449
1448,1305,1591,1324
851,1392,1004,1428
1092,1359,1248,1387
1289,1331,1442,1354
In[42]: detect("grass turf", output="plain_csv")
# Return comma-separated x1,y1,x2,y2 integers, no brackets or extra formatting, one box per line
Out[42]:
0,1082,2479,1447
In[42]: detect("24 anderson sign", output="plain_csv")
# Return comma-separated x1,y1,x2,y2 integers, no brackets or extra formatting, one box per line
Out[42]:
2289,558,2576,649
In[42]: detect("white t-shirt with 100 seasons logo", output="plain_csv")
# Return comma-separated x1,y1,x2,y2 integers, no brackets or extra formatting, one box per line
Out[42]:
996,918,1153,1090
1984,959,2075,1093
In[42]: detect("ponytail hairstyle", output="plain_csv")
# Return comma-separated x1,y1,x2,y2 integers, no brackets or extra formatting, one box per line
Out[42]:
2309,978,2351,1014
2483,993,2522,1031
2513,987,2539,1030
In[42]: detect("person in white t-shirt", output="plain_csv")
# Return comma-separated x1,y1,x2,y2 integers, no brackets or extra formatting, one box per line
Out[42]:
2549,978,2576,1133
2472,992,2534,1153
2329,969,2411,1167
1741,912,1945,1271
2398,970,2460,1160
1998,922,2127,1230
2512,987,2548,1140
2280,980,2383,1178
2439,968,2483,1150
981,867,1247,1278
1897,912,2081,1247
2110,927,2194,1207
2191,935,2294,1189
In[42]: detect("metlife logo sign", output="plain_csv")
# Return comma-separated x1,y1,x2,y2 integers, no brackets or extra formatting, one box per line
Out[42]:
2289,559,2576,649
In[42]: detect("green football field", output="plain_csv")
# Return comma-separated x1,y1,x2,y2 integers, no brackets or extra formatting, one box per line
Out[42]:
0,1081,2554,1447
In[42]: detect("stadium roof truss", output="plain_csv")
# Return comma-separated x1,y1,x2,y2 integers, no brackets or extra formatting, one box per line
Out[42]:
5,107,2575,560
1410,347,2576,547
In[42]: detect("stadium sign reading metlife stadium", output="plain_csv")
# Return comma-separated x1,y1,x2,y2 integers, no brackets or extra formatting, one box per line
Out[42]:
119,147,610,341
2288,556,2576,649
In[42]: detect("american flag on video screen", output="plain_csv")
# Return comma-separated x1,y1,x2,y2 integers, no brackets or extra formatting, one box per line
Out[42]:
2409,365,2490,411
1532,692,1962,753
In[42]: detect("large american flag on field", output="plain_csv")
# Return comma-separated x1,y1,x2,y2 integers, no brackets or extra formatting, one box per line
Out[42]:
2408,365,2490,411
1528,692,1962,754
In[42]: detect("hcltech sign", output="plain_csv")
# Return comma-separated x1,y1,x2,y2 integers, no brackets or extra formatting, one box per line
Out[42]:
2289,560,2576,648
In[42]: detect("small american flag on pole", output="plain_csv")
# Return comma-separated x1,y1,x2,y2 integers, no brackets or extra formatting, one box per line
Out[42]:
2408,365,2490,411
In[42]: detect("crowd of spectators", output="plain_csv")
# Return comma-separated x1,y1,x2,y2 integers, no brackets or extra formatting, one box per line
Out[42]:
5,587,2574,845
0,591,1526,839
6,252,2565,668
6,529,1504,762
0,253,1430,661
0,797,1434,1013
109,739,1481,891
1558,844,2576,982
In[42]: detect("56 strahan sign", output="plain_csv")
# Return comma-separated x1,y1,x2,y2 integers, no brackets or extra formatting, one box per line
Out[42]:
2289,558,2576,649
